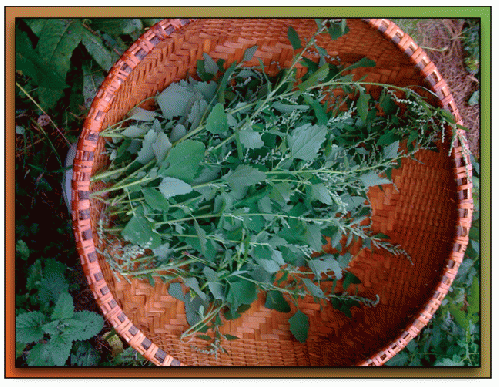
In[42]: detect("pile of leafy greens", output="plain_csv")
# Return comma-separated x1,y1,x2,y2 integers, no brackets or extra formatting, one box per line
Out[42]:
92,20,451,353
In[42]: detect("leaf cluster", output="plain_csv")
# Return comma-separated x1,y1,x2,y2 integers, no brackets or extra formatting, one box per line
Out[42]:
94,20,455,352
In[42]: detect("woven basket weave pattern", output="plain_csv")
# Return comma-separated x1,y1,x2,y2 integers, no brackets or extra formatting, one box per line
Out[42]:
72,18,473,366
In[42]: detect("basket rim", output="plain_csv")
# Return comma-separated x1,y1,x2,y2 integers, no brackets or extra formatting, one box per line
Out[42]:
71,18,474,367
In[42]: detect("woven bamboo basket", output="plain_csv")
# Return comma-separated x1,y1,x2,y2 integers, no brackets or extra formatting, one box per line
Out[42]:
72,18,473,366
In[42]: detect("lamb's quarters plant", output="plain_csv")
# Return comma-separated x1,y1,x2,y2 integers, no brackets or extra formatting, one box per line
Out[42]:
92,20,466,354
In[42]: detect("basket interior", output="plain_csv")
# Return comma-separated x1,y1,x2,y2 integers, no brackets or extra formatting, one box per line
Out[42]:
73,18,472,366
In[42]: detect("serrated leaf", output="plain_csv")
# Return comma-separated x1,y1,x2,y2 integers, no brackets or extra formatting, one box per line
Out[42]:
82,63,104,109
299,62,329,91
202,52,219,75
51,292,74,321
70,341,101,366
356,90,371,123
359,172,392,188
187,99,208,130
160,140,205,183
288,310,309,343
26,342,55,366
49,334,73,366
287,26,301,49
16,311,46,344
206,103,229,134
136,129,157,164
170,123,188,142
327,20,350,40
128,106,158,122
264,290,291,312
65,311,104,341
342,57,376,73
302,278,325,299
288,124,327,161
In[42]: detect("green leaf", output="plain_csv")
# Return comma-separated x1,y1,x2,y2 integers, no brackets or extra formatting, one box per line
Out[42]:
16,240,30,260
26,342,55,366
142,187,170,211
81,27,118,71
341,57,376,73
243,45,258,62
202,52,219,75
48,334,73,366
239,129,264,149
287,26,302,49
288,124,328,161
170,123,188,142
136,129,158,164
37,19,83,82
16,311,46,344
309,254,343,280
288,310,309,343
65,311,104,341
158,177,193,199
38,259,70,305
160,140,205,183
342,271,361,290
327,20,350,40
449,304,469,330
299,62,329,91
128,107,158,122
152,131,172,163
302,278,325,299
223,164,266,191
51,292,74,321
311,183,332,205
156,82,195,119
82,63,104,109
206,103,229,134
264,290,291,312
356,90,371,123
70,341,101,366
168,282,186,301
226,278,258,311
121,213,161,248
359,172,392,188
383,141,400,160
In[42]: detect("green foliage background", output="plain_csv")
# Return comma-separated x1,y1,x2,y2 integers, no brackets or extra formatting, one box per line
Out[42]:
14,18,481,367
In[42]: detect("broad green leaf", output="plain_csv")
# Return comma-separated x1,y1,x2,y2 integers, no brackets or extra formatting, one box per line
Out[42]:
37,19,83,82
160,140,205,183
202,52,219,75
168,282,186,301
16,311,46,344
311,183,332,205
223,164,266,191
226,278,258,311
26,342,55,366
239,128,264,149
121,214,161,248
449,304,469,330
38,259,70,306
287,26,302,50
288,310,309,343
207,282,225,300
64,311,104,341
272,101,310,113
70,341,101,366
142,187,170,211
170,123,188,142
288,124,328,161
187,99,209,130
341,57,376,73
359,172,392,188
128,107,158,122
342,271,361,290
184,277,208,301
383,140,400,160
206,103,229,134
51,292,74,321
264,290,291,312
48,334,73,366
158,177,193,199
156,82,195,119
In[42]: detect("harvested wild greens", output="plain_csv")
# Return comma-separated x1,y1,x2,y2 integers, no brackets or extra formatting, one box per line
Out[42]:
93,20,454,351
